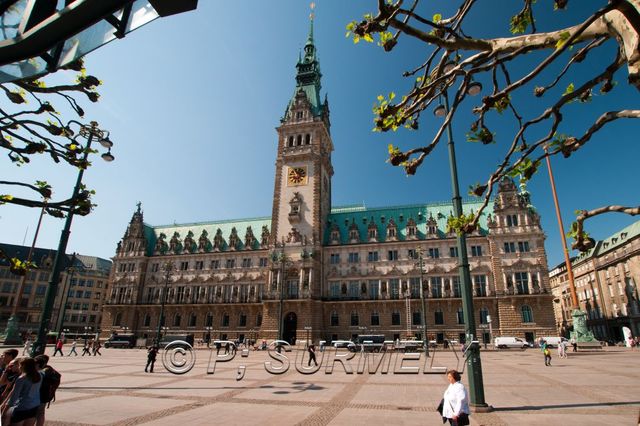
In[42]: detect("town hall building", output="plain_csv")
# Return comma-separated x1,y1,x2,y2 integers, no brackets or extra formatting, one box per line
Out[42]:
101,22,555,346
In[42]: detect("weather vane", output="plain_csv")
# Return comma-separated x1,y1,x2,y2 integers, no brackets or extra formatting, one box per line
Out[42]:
310,2,315,20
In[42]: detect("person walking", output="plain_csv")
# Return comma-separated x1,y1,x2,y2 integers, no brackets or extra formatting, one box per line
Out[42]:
440,369,470,425
570,337,577,352
81,342,92,356
22,339,31,356
52,338,64,357
92,340,102,356
307,344,318,367
541,340,552,366
559,340,568,358
145,346,158,373
68,340,78,356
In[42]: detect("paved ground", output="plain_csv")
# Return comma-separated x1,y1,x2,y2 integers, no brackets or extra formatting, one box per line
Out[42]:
32,345,640,425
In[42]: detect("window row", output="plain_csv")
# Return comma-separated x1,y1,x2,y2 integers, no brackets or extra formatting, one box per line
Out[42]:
328,307,498,327
330,245,484,264
150,257,269,273
286,133,312,147
328,276,490,300
136,311,263,329
503,241,531,253
139,284,266,305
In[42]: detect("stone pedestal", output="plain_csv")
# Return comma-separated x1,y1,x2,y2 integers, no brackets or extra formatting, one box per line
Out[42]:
3,315,23,345
570,309,597,342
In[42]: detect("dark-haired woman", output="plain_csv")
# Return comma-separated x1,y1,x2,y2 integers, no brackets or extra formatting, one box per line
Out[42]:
441,369,470,425
5,357,42,426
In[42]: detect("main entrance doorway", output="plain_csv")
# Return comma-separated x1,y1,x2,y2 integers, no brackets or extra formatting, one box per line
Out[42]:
283,312,297,345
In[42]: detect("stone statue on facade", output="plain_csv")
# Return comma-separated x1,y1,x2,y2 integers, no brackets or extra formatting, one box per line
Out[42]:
198,229,210,252
286,227,302,243
213,228,225,251
169,232,182,254
154,233,168,255
183,230,195,253
261,226,270,247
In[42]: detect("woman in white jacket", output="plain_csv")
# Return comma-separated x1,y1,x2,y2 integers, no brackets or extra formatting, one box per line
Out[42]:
442,369,470,425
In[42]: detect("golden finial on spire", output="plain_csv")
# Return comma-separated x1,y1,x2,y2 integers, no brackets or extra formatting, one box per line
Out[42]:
310,2,315,20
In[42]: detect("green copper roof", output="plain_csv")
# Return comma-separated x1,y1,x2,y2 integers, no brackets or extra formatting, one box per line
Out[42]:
283,17,326,120
596,219,640,256
143,216,271,256
325,200,494,244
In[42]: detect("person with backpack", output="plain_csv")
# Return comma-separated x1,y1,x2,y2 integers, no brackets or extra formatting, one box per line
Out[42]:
1,357,42,426
34,353,60,426
541,340,552,366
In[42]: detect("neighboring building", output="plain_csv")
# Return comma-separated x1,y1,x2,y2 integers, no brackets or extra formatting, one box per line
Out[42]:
0,243,111,337
102,21,556,345
549,220,640,341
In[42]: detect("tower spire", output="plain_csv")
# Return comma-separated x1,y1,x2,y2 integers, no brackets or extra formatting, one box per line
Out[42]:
307,2,315,47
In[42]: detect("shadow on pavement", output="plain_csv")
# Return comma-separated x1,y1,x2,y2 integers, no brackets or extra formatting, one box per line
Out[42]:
493,400,640,412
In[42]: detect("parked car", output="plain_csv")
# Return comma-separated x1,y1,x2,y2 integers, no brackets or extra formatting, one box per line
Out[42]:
494,336,531,349
540,336,568,348
354,335,386,352
158,334,194,349
104,334,136,349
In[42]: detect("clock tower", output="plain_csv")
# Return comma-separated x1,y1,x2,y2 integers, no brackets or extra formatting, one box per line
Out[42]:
270,16,333,251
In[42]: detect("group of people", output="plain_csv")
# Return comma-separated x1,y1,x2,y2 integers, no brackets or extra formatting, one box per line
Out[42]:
51,338,101,357
0,349,56,426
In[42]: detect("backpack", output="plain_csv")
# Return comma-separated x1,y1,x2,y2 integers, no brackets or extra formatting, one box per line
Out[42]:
40,366,61,406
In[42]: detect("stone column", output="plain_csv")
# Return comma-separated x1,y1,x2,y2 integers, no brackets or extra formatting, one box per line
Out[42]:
527,271,533,294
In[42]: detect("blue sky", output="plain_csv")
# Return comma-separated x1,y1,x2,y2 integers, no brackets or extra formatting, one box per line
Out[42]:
1,0,638,268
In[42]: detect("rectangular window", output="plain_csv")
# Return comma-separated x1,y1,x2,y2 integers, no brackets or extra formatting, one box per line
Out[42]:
506,214,518,226
457,309,465,324
391,311,401,325
75,290,83,298
471,245,482,257
36,285,46,296
390,279,400,299
78,279,85,287
428,248,439,259
407,249,416,260
348,253,359,263
259,257,268,267
348,282,359,299
504,242,516,253
368,280,379,300
387,250,398,261
211,260,220,269
22,284,32,295
473,275,487,297
410,277,421,298
412,311,422,326
330,282,340,298
367,251,379,262
434,311,444,325
431,277,442,298
225,259,235,269
515,272,529,295
180,261,189,271
518,241,530,252
151,263,159,273
452,276,461,297
241,258,252,268
330,253,341,264
86,280,94,288
449,247,458,258
84,291,91,299
195,261,204,270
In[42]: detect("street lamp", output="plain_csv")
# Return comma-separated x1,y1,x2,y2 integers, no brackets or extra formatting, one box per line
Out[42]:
155,261,175,344
3,200,47,345
83,326,92,347
31,121,114,357
270,241,289,342
205,326,213,348
435,76,488,409
415,247,429,355
56,254,79,338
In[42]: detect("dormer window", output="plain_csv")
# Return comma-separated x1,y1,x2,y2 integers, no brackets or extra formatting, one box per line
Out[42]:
386,219,398,241
367,222,378,242
296,111,303,120
330,224,341,245
348,221,360,243
406,218,417,239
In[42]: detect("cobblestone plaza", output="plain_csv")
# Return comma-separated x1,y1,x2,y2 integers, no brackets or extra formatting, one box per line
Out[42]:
43,346,639,425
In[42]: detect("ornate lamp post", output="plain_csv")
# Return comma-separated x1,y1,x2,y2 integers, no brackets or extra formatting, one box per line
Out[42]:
83,326,92,347
434,70,488,409
155,261,175,344
31,121,114,357
415,247,429,355
270,241,289,342
55,253,79,337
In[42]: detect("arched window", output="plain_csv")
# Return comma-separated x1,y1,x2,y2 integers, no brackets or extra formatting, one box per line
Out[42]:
370,311,380,326
143,314,151,327
479,308,489,324
296,135,302,146
288,136,294,147
173,313,182,327
305,134,311,145
205,312,213,327
113,312,122,326
521,305,533,323
350,311,359,326
189,312,197,327
330,311,339,326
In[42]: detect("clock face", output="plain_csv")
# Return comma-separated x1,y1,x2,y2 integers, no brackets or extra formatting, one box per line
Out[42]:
287,166,307,185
